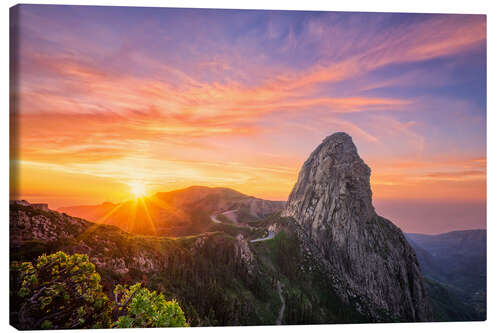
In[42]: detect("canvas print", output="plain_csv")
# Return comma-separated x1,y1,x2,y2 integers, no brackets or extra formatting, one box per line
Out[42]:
9,4,486,329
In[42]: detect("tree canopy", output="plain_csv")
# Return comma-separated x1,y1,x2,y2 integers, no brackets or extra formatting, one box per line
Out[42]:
10,251,188,329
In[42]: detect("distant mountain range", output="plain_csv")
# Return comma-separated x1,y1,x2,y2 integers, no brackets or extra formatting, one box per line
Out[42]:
405,230,486,320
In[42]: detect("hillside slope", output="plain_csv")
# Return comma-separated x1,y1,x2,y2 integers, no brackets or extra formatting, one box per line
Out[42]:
10,201,277,326
58,186,285,237
405,230,486,319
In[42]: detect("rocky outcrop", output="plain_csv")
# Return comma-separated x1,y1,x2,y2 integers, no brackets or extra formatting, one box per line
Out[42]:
10,201,256,278
283,132,432,322
10,203,90,243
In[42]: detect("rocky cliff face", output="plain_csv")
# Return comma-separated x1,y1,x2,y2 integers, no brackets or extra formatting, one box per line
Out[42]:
283,132,432,322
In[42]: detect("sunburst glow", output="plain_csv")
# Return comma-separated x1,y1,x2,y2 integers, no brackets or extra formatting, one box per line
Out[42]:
129,182,147,198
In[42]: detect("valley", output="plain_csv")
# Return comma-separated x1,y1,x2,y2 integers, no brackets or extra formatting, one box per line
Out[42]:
405,230,486,320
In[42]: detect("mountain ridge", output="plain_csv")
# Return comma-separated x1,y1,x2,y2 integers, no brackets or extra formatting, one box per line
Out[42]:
57,186,286,211
57,186,286,237
404,229,486,320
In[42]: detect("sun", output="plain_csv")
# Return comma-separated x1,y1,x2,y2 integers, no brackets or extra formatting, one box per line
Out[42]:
129,181,146,198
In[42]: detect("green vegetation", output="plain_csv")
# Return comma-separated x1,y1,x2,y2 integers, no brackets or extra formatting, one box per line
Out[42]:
424,278,484,321
11,252,111,329
10,252,187,329
113,283,187,328
250,226,368,324
143,234,275,326
247,212,284,228
208,221,264,239
405,230,486,320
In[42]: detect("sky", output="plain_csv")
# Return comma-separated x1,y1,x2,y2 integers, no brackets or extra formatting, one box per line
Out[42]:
10,5,486,234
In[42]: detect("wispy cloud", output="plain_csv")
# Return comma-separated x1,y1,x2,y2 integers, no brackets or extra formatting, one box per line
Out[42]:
11,6,486,217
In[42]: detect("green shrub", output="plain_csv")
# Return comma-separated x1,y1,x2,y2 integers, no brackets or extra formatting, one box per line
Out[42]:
113,283,188,327
11,251,189,329
11,251,112,329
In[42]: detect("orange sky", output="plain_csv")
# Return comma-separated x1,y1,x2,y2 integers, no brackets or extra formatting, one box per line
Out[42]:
10,6,486,233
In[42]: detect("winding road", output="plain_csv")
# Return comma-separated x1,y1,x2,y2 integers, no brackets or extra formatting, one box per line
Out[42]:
249,231,275,243
210,209,238,224
210,210,278,243
210,209,284,323
210,213,223,224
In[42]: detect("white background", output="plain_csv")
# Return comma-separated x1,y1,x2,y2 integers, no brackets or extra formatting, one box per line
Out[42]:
1,0,498,332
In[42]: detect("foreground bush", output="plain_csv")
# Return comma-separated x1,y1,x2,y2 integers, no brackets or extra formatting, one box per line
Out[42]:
113,283,187,327
11,251,187,329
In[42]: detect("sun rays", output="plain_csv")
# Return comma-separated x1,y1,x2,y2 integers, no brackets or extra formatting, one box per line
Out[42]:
138,197,157,236
76,181,159,240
